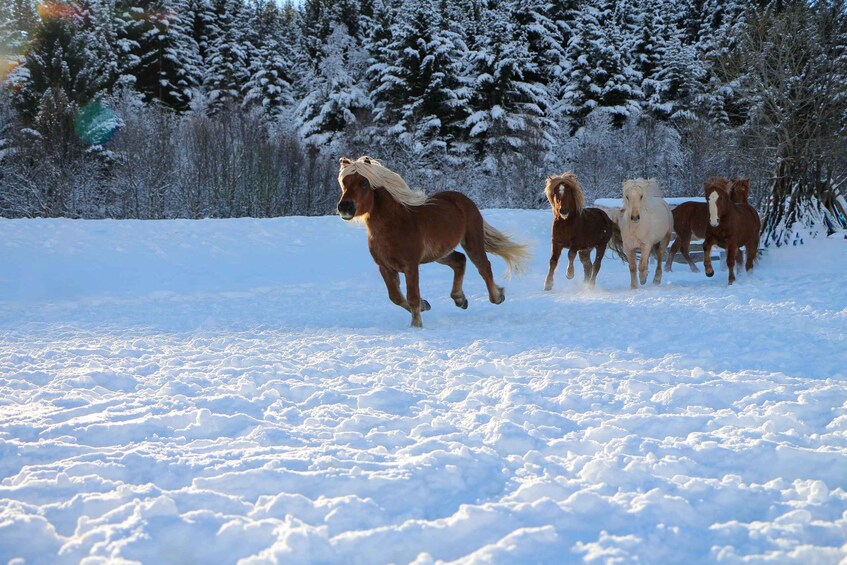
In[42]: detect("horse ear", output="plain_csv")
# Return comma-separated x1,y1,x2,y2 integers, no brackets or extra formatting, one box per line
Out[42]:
340,157,351,166
362,157,371,164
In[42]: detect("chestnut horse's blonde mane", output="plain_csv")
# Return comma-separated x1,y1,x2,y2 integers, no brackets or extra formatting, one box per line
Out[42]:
544,172,584,216
338,156,428,207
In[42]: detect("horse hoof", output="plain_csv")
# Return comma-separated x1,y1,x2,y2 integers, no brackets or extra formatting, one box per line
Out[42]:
421,300,431,312
544,283,553,291
664,265,672,273
705,270,714,278
458,298,468,310
493,287,505,305
691,266,700,273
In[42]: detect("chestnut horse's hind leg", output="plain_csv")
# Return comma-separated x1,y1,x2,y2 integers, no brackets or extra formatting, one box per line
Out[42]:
578,249,593,283
566,249,577,279
544,242,563,291
726,241,738,286
681,235,700,273
590,244,606,286
462,241,504,305
437,251,469,309
664,237,679,272
745,234,759,271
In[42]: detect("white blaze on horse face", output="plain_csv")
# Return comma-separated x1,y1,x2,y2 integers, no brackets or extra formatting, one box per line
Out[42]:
558,184,568,219
708,191,720,227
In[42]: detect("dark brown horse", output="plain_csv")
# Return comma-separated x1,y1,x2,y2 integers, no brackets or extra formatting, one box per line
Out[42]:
664,201,709,273
543,172,619,290
704,177,762,285
337,156,530,328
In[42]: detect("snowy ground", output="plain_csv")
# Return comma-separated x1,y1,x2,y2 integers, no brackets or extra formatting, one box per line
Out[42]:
0,211,846,564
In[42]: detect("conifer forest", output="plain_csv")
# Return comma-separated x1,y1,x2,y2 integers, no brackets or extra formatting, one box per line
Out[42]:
1,0,846,244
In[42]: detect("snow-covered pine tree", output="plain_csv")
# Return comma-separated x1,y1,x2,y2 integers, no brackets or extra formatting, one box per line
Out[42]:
203,0,250,112
368,0,468,161
463,1,554,173
296,18,371,149
242,0,295,118
113,0,203,111
563,0,641,132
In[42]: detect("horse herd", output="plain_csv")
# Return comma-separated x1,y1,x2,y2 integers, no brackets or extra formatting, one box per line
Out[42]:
337,156,762,327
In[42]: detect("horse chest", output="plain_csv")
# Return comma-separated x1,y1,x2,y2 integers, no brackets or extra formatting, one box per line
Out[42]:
368,235,411,270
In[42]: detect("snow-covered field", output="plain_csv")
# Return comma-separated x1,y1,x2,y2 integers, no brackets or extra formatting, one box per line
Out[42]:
1,211,846,564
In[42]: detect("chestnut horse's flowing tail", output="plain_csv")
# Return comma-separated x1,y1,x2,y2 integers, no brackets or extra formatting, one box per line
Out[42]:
482,221,531,277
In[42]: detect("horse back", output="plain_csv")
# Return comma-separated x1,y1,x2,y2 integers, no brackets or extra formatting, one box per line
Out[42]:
673,201,709,239
735,203,762,243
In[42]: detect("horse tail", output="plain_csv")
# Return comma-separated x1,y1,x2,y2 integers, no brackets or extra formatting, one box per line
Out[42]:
607,222,628,261
483,221,531,277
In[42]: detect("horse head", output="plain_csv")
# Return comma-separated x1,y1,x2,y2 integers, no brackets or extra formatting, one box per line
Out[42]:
705,177,732,227
623,179,648,223
544,173,583,220
337,160,375,221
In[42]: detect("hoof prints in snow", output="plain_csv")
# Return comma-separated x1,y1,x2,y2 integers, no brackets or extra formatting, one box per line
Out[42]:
0,212,846,563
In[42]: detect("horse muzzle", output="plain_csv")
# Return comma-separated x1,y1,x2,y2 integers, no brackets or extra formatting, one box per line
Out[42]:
630,215,640,223
337,201,356,221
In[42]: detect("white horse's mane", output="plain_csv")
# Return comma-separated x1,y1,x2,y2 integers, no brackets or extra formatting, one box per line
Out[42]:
338,156,427,207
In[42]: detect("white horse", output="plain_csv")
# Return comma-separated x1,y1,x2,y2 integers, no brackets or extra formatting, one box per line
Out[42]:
619,179,673,289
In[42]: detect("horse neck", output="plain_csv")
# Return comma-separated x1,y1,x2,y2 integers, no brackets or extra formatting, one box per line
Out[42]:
364,187,410,232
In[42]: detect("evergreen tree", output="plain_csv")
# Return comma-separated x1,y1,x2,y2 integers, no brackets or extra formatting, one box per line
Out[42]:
242,0,295,117
296,22,371,147
463,2,555,170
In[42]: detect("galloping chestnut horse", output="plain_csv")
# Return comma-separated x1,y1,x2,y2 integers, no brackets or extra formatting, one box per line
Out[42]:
665,177,752,272
703,177,761,285
543,172,619,290
337,156,530,328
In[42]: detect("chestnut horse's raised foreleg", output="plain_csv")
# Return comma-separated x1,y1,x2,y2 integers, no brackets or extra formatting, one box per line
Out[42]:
590,244,606,286
403,264,429,328
544,242,564,291
437,251,469,309
379,266,430,319
703,236,715,278
379,266,409,310
578,249,593,283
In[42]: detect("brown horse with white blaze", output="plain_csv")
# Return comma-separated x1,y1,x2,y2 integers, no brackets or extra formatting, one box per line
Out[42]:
543,172,619,290
703,177,761,285
337,156,530,328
